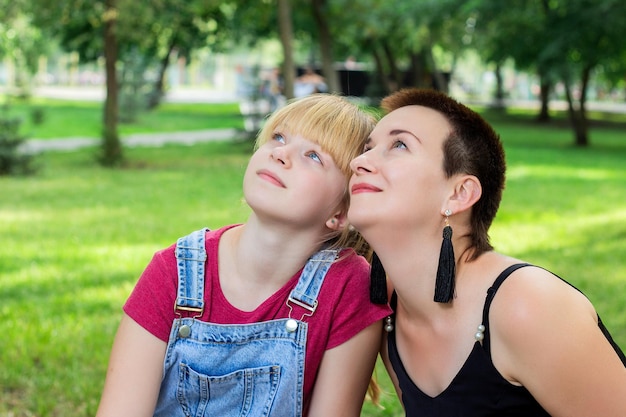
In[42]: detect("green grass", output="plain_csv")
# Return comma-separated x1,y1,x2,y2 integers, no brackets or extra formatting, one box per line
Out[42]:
1,103,626,416
0,97,244,138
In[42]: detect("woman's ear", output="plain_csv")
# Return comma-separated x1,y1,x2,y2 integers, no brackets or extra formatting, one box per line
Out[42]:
326,211,347,231
448,175,482,213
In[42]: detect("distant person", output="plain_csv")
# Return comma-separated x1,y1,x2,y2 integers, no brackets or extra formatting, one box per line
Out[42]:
294,66,327,98
96,94,390,417
348,88,626,416
262,66,285,111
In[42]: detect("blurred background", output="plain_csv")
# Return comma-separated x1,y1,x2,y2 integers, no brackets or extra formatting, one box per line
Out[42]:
1,1,625,416
2,0,625,129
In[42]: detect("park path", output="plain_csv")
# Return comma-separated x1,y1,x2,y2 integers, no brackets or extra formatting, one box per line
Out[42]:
21,128,241,153
14,85,626,153
13,85,245,153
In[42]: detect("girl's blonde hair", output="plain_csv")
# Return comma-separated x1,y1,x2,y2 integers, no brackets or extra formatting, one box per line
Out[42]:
255,94,377,256
257,94,383,406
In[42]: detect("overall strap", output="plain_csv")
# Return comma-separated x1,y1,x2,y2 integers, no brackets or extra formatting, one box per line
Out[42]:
481,263,531,353
287,248,339,316
174,228,210,316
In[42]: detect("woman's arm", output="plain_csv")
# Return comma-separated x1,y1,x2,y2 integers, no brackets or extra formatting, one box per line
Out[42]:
96,314,167,417
492,267,626,417
307,321,383,417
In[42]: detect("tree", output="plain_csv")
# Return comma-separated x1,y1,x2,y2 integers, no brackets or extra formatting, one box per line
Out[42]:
466,0,626,146
545,0,626,146
101,0,122,166
326,0,465,96
277,0,296,98
0,4,50,92
310,0,340,93
28,0,232,165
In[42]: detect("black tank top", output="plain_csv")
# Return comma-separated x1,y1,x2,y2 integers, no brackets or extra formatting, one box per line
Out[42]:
388,263,626,416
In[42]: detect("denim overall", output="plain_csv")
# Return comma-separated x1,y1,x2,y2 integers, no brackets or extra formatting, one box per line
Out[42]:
154,228,338,417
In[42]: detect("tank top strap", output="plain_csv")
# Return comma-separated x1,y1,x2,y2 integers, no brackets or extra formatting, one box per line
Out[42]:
480,263,626,366
174,228,210,316
481,263,532,353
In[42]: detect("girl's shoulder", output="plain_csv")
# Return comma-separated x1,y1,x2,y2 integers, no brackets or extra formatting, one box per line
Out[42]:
332,248,370,274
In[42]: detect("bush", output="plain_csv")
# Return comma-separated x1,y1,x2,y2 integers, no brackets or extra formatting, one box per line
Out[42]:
0,105,38,176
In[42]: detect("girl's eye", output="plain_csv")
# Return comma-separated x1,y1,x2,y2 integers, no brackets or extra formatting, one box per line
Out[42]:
392,140,407,150
306,151,322,164
272,133,286,144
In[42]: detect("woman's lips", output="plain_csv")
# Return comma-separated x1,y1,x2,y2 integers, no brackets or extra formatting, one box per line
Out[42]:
351,182,381,194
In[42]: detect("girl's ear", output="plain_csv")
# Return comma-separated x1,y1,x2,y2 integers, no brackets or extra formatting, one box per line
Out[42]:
326,211,347,231
447,174,482,214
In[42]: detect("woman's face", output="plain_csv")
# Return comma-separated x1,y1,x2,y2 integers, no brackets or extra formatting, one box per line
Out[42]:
348,105,452,234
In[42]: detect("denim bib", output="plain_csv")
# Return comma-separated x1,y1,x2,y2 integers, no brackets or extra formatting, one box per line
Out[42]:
154,228,337,417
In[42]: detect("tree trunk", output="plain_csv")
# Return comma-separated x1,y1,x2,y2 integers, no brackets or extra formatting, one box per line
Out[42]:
537,73,551,122
408,52,425,88
370,42,389,97
563,80,589,147
382,40,400,91
492,62,505,108
578,65,591,132
278,0,295,99
101,0,123,166
311,0,340,94
575,65,591,146
147,40,176,110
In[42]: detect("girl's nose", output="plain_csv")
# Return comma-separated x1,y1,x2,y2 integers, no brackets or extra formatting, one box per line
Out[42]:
271,145,292,167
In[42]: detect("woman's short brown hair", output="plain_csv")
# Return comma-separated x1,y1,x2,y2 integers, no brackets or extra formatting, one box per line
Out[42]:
381,88,506,259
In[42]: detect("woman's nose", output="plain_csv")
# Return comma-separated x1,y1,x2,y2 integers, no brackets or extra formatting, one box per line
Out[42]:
350,151,375,174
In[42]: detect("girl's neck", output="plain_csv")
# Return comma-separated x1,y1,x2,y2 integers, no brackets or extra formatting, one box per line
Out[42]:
224,216,325,288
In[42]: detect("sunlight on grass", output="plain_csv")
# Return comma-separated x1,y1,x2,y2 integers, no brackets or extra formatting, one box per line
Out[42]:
508,164,622,181
1,108,625,416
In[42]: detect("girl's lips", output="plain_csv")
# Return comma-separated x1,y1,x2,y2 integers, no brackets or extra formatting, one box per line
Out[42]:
351,183,381,194
257,169,285,187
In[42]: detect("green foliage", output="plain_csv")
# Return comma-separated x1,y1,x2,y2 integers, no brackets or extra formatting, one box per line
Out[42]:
0,104,38,176
0,11,50,90
118,49,150,123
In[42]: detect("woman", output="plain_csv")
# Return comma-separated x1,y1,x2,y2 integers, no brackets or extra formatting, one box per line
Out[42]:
96,94,390,417
348,88,626,416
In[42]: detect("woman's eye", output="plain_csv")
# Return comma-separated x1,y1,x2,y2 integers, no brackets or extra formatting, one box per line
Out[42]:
392,140,407,150
272,133,286,144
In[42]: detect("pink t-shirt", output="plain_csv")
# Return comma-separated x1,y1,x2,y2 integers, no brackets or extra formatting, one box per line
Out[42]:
124,225,391,406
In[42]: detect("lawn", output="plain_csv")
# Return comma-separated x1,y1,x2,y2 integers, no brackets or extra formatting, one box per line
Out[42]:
1,100,625,416
0,97,244,138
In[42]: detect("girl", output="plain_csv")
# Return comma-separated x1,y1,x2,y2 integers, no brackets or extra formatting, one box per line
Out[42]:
97,94,391,417
349,88,626,416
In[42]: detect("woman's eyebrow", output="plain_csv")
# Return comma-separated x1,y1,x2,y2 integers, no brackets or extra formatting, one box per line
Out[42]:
389,129,421,143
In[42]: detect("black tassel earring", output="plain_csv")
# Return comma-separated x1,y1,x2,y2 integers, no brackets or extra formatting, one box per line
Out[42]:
370,251,388,304
434,209,455,303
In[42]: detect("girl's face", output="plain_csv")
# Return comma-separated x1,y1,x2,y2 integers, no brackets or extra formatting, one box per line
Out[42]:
348,105,452,233
244,130,346,229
